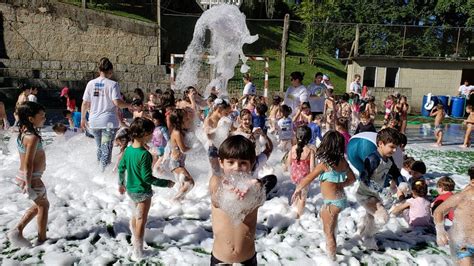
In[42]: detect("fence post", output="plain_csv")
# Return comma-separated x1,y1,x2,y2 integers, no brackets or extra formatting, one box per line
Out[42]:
401,25,406,57
354,24,359,57
157,0,161,65
279,14,290,93
455,27,461,56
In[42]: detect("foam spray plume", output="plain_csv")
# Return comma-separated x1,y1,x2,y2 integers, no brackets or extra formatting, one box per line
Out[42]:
175,4,259,97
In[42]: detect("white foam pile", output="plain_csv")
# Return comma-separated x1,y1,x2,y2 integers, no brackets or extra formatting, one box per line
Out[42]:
0,126,469,264
216,172,266,225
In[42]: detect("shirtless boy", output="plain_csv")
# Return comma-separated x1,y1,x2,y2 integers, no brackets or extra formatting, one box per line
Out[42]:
430,104,445,146
209,135,276,265
434,166,474,266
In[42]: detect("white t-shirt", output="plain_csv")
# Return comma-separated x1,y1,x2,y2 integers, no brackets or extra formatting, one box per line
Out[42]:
277,117,293,140
350,81,361,95
83,77,122,129
27,94,37,103
307,82,327,113
458,85,473,97
243,82,256,96
283,85,308,115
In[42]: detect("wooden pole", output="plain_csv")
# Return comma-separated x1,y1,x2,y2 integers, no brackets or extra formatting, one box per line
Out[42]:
401,25,407,57
82,0,86,8
354,24,360,57
455,27,461,56
157,0,161,65
279,14,290,93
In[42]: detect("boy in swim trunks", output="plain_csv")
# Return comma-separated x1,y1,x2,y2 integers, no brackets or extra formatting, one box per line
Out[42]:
461,105,474,148
434,166,474,266
355,128,405,249
430,103,445,146
209,135,276,265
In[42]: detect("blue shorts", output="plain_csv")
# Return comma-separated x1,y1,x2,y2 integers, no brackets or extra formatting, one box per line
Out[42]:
455,244,474,260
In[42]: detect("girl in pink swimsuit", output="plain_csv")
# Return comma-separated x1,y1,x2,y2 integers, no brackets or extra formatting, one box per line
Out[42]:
287,125,315,218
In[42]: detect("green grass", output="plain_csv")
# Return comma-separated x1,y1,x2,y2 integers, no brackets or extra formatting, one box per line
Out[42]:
58,2,348,95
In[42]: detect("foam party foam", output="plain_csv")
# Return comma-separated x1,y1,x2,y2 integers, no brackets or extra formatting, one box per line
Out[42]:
216,172,266,225
212,116,232,149
174,4,258,97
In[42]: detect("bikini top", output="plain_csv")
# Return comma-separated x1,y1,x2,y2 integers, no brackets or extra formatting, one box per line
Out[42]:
17,133,43,154
319,163,347,183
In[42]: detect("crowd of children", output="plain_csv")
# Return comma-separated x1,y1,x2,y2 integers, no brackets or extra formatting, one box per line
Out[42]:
3,69,474,265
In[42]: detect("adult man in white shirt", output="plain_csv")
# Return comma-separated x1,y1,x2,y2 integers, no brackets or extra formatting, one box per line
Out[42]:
350,74,362,95
284,71,308,116
458,80,473,97
307,72,327,115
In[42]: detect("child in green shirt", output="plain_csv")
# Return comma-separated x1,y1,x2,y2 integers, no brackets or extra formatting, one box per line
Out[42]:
118,117,175,261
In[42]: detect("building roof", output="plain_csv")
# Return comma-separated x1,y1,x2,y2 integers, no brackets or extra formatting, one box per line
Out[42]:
346,55,474,65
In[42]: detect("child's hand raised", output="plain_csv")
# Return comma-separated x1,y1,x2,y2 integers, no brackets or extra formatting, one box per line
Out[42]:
291,189,302,205
118,185,126,195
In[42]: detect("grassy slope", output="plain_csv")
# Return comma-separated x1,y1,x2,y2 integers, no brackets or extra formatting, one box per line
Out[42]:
57,2,348,95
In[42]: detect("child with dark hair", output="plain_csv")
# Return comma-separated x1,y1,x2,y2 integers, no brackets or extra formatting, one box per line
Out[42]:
366,96,377,122
150,111,169,173
430,103,445,146
205,98,231,174
293,101,311,127
277,104,293,151
118,117,174,260
335,117,351,152
253,103,268,134
391,179,432,228
324,88,336,131
287,125,315,217
269,95,283,133
338,93,351,121
307,114,323,146
355,128,405,249
401,156,416,181
209,135,276,265
168,109,195,200
8,102,49,248
355,111,376,134
461,105,474,148
292,130,356,260
410,160,427,181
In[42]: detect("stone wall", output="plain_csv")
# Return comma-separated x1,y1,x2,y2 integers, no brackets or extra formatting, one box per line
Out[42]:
0,0,169,106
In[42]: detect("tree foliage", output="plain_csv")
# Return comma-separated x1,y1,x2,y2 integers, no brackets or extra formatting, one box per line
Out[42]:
297,0,473,63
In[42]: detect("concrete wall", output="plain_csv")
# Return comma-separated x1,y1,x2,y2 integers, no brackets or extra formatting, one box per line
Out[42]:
0,1,169,103
347,58,473,112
